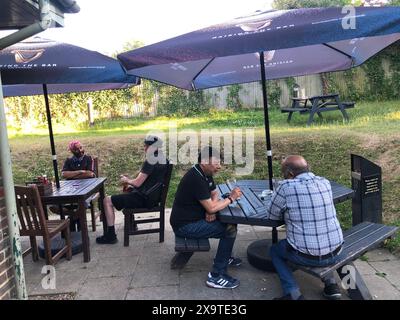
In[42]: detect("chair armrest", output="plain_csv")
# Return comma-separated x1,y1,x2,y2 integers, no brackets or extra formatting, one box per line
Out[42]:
142,182,163,197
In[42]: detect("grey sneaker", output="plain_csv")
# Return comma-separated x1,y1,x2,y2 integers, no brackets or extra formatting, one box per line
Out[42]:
206,273,240,289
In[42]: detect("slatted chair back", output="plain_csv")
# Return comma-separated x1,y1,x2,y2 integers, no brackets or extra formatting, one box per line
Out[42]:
15,185,48,236
92,156,99,177
123,161,174,246
158,161,173,208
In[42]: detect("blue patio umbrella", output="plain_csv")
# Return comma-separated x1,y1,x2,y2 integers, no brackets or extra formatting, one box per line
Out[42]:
118,6,400,189
1,37,140,187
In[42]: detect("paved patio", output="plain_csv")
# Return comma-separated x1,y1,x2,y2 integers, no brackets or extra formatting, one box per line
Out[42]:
21,210,400,300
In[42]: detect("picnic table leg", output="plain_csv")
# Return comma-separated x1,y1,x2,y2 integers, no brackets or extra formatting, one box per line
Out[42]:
306,98,320,126
335,96,349,121
307,109,318,126
287,111,294,123
78,200,90,262
317,112,323,120
337,262,372,300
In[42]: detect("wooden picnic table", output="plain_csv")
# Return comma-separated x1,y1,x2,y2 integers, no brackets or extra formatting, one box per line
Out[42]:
41,177,107,262
281,93,355,126
217,179,354,243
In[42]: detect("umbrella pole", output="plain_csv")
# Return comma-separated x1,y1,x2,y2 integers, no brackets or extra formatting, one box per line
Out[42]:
259,51,274,190
43,84,60,188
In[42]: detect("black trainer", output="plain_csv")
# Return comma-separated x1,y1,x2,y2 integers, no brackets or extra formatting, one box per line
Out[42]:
96,234,118,244
228,257,242,267
323,284,342,300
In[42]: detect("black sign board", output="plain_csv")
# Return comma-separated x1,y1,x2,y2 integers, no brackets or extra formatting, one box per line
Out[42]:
351,154,382,225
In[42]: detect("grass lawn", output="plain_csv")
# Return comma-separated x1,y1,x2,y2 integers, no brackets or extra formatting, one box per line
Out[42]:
7,100,400,253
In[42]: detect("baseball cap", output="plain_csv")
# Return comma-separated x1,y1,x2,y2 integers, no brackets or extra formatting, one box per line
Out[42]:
144,135,162,146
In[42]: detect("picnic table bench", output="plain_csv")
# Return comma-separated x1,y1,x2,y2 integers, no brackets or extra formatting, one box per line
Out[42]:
171,179,398,299
290,221,398,300
280,93,355,126
171,179,354,269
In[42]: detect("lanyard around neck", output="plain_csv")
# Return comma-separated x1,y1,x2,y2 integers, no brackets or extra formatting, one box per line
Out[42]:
193,164,207,181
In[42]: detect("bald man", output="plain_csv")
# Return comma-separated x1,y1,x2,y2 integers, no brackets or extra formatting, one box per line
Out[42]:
267,155,344,300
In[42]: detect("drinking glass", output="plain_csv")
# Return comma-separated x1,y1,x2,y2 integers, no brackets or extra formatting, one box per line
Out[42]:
226,178,241,205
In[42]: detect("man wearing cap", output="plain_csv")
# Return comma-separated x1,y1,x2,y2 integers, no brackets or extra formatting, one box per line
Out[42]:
96,135,168,244
62,140,96,179
49,140,96,217
267,155,344,300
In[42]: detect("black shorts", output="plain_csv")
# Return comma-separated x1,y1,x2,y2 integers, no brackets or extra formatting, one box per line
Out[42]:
111,191,145,211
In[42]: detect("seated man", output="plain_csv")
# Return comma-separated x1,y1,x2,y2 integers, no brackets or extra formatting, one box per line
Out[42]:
267,155,344,300
61,140,96,180
170,146,243,289
49,140,96,216
96,135,167,244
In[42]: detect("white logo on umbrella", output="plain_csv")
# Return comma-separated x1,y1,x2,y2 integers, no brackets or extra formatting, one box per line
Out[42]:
11,49,45,63
236,19,272,32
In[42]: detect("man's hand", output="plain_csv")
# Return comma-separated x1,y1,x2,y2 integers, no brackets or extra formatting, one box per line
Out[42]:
205,213,217,222
230,187,242,201
120,175,130,185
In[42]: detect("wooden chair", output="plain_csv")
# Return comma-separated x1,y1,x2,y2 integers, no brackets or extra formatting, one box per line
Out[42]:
15,185,72,265
123,162,173,246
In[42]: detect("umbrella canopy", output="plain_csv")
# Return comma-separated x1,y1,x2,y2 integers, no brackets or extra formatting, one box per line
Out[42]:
1,37,138,84
1,37,140,187
118,6,400,189
2,82,134,97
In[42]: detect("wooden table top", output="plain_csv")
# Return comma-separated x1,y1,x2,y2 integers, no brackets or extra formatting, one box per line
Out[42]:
41,177,106,203
217,179,354,227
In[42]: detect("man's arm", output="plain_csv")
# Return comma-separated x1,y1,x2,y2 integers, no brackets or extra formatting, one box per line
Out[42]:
199,188,242,214
210,189,219,202
266,186,286,221
120,172,148,189
62,170,95,179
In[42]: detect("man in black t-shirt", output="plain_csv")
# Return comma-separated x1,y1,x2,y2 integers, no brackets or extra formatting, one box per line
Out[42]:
170,147,242,289
49,140,96,217
62,140,96,179
96,136,167,244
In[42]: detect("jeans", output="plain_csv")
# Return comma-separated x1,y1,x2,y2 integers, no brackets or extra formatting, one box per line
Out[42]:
175,219,237,275
270,239,342,296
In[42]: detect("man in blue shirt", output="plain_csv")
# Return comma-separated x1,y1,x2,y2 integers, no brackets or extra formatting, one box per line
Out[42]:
267,155,344,300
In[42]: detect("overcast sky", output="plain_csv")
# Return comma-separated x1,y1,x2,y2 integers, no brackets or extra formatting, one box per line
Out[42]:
36,0,272,55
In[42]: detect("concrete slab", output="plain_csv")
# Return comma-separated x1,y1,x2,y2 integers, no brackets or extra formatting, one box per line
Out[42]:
88,255,139,279
21,209,400,300
138,245,176,265
368,260,400,289
360,274,400,300
236,226,259,241
353,259,378,276
130,263,180,288
30,269,88,296
76,276,130,300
